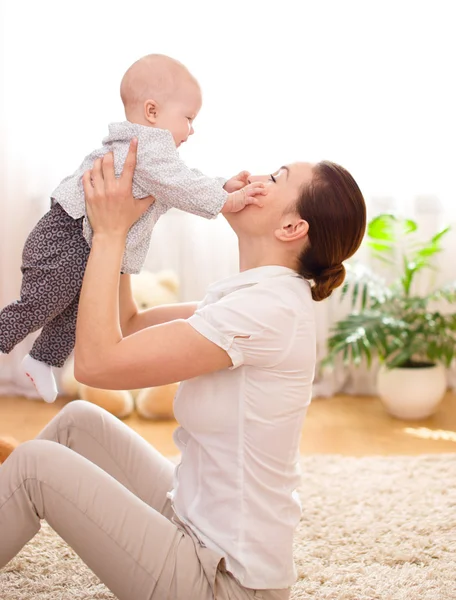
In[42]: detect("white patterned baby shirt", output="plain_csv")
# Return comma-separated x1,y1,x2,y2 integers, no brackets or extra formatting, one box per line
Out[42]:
51,121,228,274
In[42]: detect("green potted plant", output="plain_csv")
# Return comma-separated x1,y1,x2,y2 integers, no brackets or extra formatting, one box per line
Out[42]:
324,213,456,419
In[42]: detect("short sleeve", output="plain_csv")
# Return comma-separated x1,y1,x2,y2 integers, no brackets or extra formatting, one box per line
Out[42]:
187,286,298,369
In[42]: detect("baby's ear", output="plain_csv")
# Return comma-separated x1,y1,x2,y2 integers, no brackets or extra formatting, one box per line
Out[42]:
144,99,158,125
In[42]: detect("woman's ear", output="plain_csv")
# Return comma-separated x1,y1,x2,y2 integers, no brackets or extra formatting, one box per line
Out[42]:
274,217,309,243
144,100,158,125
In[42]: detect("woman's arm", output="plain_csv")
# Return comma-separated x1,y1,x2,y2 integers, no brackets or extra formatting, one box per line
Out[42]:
119,274,137,333
75,140,231,389
119,274,197,335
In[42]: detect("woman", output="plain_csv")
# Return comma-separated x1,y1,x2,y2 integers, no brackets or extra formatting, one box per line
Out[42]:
0,141,366,599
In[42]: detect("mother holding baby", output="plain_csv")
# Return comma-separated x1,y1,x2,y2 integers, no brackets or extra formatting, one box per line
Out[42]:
0,140,366,598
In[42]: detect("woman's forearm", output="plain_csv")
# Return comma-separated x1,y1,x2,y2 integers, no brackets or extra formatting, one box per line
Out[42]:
118,274,198,336
75,232,125,373
124,302,198,335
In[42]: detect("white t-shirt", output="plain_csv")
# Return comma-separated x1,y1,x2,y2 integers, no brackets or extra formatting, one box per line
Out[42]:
169,266,316,589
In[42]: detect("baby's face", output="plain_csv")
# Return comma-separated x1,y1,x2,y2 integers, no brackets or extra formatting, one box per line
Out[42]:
156,81,202,147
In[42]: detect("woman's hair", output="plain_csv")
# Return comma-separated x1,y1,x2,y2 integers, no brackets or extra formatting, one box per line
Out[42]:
296,161,366,301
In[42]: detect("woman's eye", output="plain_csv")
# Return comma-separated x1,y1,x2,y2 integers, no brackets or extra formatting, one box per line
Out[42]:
270,174,277,183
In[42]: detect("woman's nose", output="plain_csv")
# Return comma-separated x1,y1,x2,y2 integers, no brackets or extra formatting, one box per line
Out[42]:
248,174,269,184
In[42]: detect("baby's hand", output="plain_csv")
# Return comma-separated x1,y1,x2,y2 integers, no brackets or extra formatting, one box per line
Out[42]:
224,171,251,193
221,182,267,214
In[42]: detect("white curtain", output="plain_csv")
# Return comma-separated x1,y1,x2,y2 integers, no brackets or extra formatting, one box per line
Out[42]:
1,0,455,397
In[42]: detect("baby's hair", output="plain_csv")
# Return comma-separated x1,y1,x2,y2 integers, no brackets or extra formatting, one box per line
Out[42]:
120,54,198,111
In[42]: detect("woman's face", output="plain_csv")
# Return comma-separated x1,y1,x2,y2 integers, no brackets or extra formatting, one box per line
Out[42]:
225,162,314,238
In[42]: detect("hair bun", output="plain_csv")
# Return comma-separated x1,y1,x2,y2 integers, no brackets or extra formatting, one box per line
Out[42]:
311,263,346,301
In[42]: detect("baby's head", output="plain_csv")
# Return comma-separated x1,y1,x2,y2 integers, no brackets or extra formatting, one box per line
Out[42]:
120,54,202,147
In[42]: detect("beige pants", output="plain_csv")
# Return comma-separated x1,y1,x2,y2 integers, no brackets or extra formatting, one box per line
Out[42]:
0,401,290,600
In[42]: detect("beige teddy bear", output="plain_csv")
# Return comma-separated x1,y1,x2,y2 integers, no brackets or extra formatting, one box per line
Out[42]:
0,436,18,464
60,269,180,420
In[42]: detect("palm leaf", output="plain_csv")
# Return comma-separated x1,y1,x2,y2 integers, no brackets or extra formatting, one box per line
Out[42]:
367,214,398,242
325,213,455,370
342,263,390,309
431,227,451,244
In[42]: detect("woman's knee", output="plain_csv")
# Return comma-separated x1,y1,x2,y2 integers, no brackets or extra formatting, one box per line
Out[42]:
37,400,102,443
4,439,58,472
59,399,102,421
1,440,79,509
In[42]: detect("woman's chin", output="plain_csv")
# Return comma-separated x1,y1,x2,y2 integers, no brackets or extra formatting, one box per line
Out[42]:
222,211,236,228
224,205,255,223
223,210,249,236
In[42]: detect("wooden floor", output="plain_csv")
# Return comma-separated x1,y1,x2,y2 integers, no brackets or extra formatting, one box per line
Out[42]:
1,391,456,456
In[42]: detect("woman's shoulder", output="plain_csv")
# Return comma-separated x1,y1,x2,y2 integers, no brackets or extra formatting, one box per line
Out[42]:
213,273,314,323
247,271,312,303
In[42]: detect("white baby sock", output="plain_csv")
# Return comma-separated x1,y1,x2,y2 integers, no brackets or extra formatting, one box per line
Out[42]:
21,354,58,403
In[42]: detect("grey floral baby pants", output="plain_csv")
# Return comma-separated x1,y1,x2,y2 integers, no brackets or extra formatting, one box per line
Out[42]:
0,202,90,367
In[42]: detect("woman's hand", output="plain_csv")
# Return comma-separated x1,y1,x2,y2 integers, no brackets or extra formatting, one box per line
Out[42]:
82,138,155,238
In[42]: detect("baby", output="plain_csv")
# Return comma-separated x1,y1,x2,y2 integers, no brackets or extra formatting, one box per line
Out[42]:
0,54,266,403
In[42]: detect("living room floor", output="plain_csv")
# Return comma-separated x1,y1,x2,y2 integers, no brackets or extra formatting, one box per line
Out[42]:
2,391,456,456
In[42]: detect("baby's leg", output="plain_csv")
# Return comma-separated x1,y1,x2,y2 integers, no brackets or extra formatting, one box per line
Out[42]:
37,400,175,518
30,292,80,369
0,440,211,600
0,203,89,401
0,204,89,355
23,295,80,401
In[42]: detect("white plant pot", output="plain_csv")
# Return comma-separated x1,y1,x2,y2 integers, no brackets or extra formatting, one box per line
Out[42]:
377,363,447,420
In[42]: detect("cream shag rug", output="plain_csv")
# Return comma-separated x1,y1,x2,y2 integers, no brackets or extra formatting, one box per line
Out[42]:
1,454,456,600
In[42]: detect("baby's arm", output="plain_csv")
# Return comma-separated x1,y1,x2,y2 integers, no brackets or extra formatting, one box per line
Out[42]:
134,145,227,218
189,167,226,190
189,168,267,213
134,142,266,218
